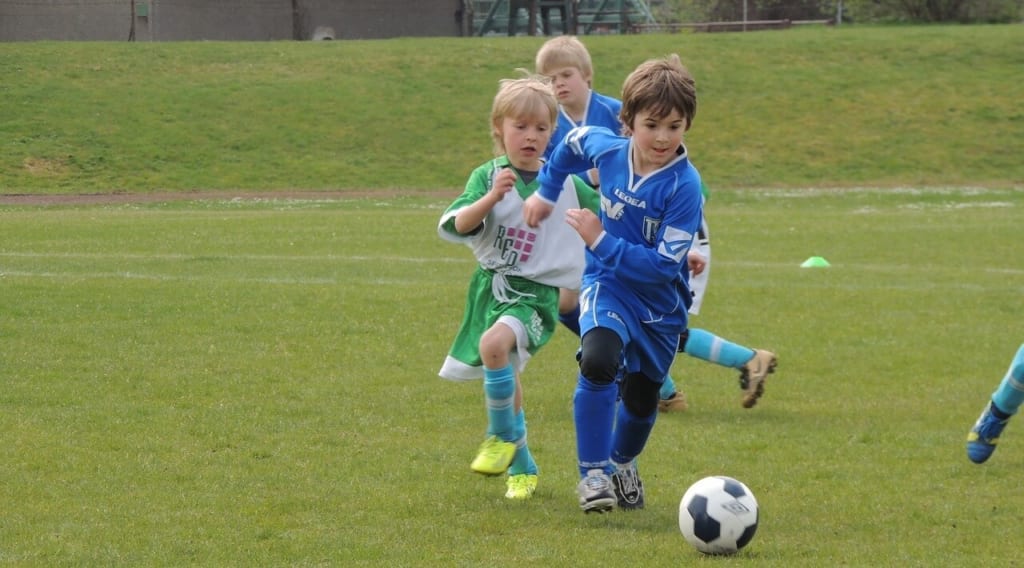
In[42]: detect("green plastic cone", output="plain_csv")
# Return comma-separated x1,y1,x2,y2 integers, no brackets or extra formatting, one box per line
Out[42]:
801,256,831,268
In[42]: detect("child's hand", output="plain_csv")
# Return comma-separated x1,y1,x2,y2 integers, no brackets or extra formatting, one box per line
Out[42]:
523,194,554,228
565,208,603,246
687,250,707,276
489,168,517,202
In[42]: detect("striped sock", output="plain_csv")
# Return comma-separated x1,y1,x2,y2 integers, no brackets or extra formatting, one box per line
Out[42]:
483,365,516,441
509,409,537,476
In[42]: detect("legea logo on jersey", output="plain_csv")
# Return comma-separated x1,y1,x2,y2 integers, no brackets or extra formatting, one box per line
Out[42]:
613,188,647,208
494,225,536,265
600,195,626,220
603,188,647,222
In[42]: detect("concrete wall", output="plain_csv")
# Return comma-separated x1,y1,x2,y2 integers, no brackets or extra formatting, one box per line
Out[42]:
148,0,293,41
0,0,139,41
0,0,465,41
301,0,463,40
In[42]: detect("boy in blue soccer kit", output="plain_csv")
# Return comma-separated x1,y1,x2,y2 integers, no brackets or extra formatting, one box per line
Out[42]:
536,36,778,413
524,54,703,513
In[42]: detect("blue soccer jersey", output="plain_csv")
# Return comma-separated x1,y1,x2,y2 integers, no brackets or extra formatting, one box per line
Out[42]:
544,90,622,159
536,125,703,379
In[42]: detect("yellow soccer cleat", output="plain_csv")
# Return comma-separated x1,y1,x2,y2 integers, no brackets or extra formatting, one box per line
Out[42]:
505,474,539,500
470,435,516,476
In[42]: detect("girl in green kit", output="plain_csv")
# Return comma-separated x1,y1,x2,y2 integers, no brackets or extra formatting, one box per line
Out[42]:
437,74,599,500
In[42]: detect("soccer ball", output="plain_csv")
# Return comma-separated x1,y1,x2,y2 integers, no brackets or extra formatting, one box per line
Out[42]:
678,475,759,555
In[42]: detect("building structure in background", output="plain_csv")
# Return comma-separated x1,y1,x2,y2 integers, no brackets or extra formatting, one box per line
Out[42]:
0,0,468,41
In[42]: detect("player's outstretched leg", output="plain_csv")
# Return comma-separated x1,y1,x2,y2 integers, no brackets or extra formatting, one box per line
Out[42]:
966,344,1024,464
680,329,777,408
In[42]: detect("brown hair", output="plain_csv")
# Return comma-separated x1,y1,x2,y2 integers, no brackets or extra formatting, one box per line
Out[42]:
619,54,697,132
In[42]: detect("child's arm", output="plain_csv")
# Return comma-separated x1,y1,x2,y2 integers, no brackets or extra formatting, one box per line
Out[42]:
538,126,617,203
439,162,511,242
453,167,516,234
524,126,618,227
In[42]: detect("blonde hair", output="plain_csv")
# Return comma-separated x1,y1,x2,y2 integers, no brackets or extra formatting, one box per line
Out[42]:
620,53,697,131
534,36,593,85
490,73,557,155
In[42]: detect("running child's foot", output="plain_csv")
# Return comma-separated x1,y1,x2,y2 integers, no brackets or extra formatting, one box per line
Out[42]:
658,391,689,412
470,435,515,476
610,460,645,510
577,469,615,513
740,349,777,408
967,402,1011,464
505,474,538,500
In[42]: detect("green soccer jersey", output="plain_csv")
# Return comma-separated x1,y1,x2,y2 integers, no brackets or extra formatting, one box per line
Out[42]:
437,156,599,381
438,155,599,290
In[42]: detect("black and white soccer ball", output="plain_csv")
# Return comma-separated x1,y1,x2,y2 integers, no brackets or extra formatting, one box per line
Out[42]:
678,475,759,555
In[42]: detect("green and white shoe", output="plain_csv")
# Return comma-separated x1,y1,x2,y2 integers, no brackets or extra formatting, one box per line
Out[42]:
505,474,538,500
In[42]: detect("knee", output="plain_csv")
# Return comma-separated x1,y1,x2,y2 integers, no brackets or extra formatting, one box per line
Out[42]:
579,328,622,385
620,372,660,417
579,348,619,385
479,325,513,367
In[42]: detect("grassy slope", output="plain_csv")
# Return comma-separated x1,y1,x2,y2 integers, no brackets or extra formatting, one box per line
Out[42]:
2,24,1022,194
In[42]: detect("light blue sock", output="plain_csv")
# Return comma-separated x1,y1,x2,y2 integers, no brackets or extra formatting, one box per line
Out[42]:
991,344,1024,416
684,328,756,369
509,409,538,475
484,365,516,441
659,375,677,400
574,373,618,478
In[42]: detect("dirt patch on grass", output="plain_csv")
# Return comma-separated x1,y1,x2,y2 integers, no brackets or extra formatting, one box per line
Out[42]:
22,157,69,177
0,190,454,206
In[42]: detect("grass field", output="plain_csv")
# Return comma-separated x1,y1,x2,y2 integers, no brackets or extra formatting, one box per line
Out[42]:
2,186,1023,565
2,23,1023,566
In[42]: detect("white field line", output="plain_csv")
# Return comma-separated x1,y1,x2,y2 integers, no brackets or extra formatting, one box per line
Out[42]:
0,270,343,285
4,251,1021,273
0,251,465,263
0,252,471,285
2,255,1022,286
